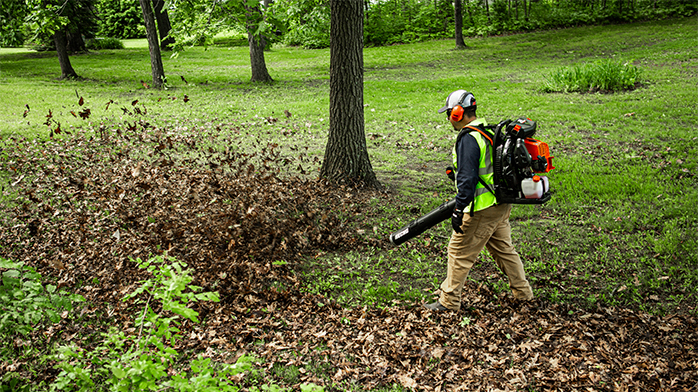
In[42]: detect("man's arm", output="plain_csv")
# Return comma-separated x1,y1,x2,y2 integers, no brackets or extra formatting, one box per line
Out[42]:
455,133,481,211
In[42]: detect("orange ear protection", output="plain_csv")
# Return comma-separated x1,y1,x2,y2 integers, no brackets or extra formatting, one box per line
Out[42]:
450,105,465,122
449,91,469,122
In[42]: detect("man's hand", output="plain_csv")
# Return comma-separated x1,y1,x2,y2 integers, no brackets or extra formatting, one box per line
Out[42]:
446,166,455,182
451,208,464,234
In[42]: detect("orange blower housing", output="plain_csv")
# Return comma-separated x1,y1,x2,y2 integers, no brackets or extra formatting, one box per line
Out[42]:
523,138,555,173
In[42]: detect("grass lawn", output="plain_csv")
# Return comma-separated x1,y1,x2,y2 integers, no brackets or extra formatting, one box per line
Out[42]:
1,16,697,391
2,16,697,313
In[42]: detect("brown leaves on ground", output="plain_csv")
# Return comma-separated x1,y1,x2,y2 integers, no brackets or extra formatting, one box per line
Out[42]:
1,122,696,390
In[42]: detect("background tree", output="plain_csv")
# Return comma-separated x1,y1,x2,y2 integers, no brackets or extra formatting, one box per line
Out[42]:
320,0,379,188
166,0,275,83
245,3,273,82
63,0,99,52
0,0,28,47
95,0,145,39
454,0,466,49
25,0,85,79
53,27,78,79
153,0,174,50
138,0,166,88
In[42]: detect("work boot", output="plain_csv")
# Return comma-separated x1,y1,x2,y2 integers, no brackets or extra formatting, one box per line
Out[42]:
423,301,450,311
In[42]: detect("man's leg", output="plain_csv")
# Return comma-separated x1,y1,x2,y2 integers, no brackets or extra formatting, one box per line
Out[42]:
485,204,534,301
439,210,496,310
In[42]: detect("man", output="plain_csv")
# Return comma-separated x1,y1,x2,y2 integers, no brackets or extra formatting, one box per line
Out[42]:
424,90,534,311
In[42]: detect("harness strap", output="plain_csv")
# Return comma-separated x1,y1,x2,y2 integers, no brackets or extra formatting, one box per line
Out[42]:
455,124,497,217
464,125,493,146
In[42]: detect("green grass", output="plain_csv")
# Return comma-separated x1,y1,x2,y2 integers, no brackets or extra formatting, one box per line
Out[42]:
1,8,697,348
543,58,642,93
1,16,698,391
2,17,697,315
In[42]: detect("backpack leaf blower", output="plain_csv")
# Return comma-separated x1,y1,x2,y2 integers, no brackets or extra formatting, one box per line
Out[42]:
389,117,554,246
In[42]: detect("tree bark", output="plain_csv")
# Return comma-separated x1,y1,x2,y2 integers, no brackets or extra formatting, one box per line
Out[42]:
320,0,380,189
153,0,174,51
485,0,491,24
54,28,78,79
454,0,466,49
139,0,166,88
66,30,86,53
246,6,273,82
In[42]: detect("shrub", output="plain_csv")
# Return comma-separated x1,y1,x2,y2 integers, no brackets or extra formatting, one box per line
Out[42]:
542,59,641,93
0,258,84,357
86,37,125,50
95,0,145,39
50,254,271,392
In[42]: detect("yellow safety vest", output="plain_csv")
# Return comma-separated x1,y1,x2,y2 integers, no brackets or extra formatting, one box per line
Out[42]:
452,120,497,214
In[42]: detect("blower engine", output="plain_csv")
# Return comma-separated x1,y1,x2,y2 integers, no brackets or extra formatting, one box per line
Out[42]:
389,117,554,246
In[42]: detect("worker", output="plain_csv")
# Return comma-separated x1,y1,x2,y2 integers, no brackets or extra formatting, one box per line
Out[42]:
424,90,534,311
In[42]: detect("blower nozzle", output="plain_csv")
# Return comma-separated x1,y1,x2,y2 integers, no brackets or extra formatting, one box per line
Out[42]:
389,198,456,246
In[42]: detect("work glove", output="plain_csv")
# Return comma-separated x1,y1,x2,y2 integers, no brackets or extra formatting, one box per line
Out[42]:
446,166,455,182
451,207,464,234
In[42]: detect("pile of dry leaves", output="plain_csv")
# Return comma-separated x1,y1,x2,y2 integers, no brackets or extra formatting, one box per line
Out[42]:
1,116,696,391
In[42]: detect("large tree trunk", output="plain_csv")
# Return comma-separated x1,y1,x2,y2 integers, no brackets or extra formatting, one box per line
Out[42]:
454,0,466,49
66,30,86,53
139,0,166,88
153,0,174,51
246,6,273,82
320,0,380,189
54,29,78,79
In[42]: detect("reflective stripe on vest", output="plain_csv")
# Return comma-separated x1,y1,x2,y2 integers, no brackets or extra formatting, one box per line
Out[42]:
452,122,497,214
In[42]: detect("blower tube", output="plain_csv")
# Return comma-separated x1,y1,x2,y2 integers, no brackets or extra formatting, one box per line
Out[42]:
389,198,456,246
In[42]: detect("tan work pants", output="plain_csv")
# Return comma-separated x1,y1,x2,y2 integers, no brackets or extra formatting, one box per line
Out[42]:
439,203,534,310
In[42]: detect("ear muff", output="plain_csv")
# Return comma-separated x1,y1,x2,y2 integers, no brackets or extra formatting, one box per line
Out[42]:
449,91,470,122
450,105,464,122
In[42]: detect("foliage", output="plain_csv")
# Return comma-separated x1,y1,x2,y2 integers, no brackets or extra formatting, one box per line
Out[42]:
166,0,284,52
0,0,28,47
0,258,84,357
543,58,642,93
50,255,254,392
86,37,125,50
94,0,145,39
274,0,331,49
24,0,99,50
276,0,697,47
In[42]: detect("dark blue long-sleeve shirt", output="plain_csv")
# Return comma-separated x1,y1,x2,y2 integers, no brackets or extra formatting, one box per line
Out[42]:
455,132,482,211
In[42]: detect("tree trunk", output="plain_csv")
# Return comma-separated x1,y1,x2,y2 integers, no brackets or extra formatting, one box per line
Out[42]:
153,0,174,51
485,0,491,24
466,0,475,25
524,0,529,21
246,6,273,82
262,0,272,51
66,30,86,53
320,0,379,189
139,0,166,88
54,29,78,79
454,0,466,49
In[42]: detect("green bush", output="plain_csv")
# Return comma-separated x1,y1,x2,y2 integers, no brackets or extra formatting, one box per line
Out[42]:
86,37,125,50
50,254,274,392
278,0,331,49
543,59,642,93
0,258,84,357
95,0,145,39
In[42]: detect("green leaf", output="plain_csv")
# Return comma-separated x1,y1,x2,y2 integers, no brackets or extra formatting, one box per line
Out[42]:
0,259,22,269
46,309,60,323
110,365,127,379
2,269,20,279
